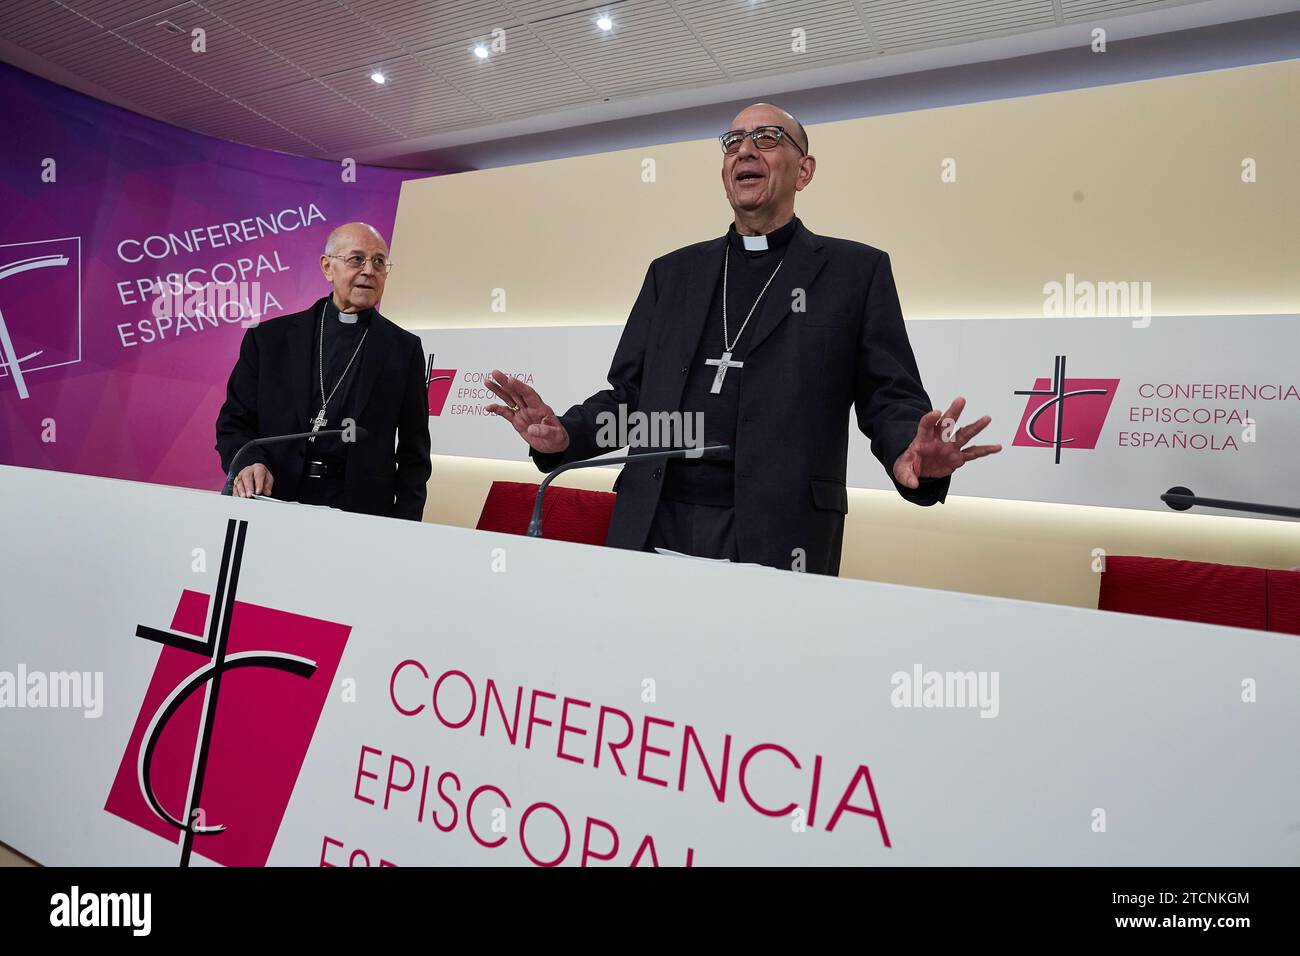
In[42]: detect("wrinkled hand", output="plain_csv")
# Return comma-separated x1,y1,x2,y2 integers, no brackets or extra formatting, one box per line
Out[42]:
485,369,570,455
233,462,274,498
892,396,1001,489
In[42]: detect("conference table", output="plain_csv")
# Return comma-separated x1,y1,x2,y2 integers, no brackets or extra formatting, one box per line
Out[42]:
1,463,1296,866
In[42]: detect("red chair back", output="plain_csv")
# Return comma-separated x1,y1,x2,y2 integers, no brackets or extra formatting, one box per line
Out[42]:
1098,555,1300,634
475,480,615,546
1267,568,1300,636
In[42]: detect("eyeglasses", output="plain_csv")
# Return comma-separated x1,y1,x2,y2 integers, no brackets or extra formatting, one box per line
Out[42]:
718,125,806,157
326,254,393,274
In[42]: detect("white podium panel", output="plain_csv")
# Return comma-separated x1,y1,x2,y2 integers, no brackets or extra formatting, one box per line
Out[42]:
0,464,1296,866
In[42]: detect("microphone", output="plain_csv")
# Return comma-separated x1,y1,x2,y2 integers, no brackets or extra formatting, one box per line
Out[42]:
221,426,370,496
1161,486,1300,520
527,444,730,538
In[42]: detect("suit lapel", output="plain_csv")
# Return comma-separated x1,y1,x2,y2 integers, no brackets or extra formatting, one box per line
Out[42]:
743,224,827,356
352,310,393,422
678,236,727,369
287,299,321,428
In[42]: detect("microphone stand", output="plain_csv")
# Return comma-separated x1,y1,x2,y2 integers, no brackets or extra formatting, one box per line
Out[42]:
221,428,361,496
1161,486,1300,520
528,445,731,538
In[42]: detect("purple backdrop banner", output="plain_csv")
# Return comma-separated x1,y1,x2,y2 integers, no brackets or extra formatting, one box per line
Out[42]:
0,63,424,489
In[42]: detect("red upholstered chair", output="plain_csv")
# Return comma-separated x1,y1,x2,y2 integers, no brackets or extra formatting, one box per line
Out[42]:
475,480,616,546
1097,555,1298,633
1266,569,1300,636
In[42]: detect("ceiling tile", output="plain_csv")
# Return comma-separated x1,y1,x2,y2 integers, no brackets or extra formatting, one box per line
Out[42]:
40,30,228,117
530,0,725,98
200,0,405,74
165,95,324,153
506,0,631,22
115,2,307,98
345,0,517,52
319,55,485,136
674,0,877,77
1061,0,1190,20
414,27,593,119
860,0,1059,52
67,0,195,30
0,0,111,58
239,76,403,150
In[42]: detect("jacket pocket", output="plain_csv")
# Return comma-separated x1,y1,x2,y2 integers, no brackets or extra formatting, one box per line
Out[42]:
801,310,853,328
809,477,848,514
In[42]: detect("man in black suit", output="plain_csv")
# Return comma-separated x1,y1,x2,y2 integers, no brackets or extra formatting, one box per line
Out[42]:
485,103,1000,574
215,222,431,520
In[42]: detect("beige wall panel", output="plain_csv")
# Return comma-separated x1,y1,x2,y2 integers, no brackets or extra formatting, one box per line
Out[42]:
385,61,1299,327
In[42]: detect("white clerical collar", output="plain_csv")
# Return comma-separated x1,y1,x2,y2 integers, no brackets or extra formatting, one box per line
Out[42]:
337,311,359,325
741,234,768,251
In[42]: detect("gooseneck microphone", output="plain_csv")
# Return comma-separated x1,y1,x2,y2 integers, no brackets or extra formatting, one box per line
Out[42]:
528,445,731,538
1161,486,1300,520
221,427,369,496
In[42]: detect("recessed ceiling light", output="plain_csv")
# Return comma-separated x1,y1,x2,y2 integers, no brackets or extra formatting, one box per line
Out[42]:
473,45,489,59
596,15,613,31
370,71,386,84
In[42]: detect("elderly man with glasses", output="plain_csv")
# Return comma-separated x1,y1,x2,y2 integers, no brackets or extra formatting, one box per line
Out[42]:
216,221,431,519
486,103,999,574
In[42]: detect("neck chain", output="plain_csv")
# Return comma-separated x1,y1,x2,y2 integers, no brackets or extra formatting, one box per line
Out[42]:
722,244,785,352
309,302,368,441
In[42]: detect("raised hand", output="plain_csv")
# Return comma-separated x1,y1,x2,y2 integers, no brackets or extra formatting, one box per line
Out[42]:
892,396,1001,490
485,370,570,455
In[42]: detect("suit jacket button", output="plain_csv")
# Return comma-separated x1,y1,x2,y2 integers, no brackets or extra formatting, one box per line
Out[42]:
680,366,687,375
652,468,662,480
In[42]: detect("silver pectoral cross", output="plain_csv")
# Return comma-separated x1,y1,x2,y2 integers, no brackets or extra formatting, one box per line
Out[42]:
309,407,328,442
705,351,744,394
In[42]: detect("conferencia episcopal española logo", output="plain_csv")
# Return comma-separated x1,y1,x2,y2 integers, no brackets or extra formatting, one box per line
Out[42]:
104,518,351,867
1012,354,1119,463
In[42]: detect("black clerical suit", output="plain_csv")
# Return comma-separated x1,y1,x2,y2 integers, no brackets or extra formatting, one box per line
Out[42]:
532,218,948,575
216,296,431,520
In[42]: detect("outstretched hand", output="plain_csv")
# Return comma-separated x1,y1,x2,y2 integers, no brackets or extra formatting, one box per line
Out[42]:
485,370,571,455
892,396,1001,489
